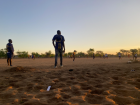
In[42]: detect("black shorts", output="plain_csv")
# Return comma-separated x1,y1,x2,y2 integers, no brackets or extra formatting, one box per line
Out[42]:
7,53,12,59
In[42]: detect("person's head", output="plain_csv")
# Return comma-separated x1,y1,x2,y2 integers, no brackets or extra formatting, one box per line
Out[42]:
8,39,12,43
57,30,61,35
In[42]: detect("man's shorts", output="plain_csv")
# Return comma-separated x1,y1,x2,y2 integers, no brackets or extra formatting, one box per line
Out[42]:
7,53,12,59
119,56,121,58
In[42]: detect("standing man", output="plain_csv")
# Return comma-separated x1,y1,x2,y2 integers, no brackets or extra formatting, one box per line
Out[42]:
118,52,121,60
135,53,137,60
52,30,65,68
6,39,14,66
73,50,76,61
93,53,95,59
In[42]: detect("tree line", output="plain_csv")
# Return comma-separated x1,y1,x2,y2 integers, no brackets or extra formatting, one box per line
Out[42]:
0,48,140,58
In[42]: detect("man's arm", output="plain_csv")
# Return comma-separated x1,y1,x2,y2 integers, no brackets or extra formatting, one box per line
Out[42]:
63,41,65,52
12,44,14,52
10,46,13,54
52,40,55,48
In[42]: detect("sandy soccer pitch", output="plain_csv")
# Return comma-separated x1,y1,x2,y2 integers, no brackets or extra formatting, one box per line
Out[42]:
0,58,140,105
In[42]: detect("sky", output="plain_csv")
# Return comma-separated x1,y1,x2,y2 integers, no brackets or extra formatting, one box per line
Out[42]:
0,0,140,54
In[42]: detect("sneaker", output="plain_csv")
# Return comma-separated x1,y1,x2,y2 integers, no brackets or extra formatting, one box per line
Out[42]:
60,65,63,67
54,66,57,68
10,65,12,66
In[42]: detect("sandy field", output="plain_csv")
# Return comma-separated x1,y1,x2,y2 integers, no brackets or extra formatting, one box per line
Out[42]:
0,58,140,105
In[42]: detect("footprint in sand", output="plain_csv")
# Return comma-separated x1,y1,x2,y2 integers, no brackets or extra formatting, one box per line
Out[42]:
22,99,47,105
60,93,71,99
47,97,64,104
60,87,71,93
90,88,105,95
71,87,82,96
25,84,34,92
35,92,56,98
111,80,123,85
33,85,44,92
12,74,26,79
112,76,119,80
79,83,93,90
85,94,104,104
111,96,133,105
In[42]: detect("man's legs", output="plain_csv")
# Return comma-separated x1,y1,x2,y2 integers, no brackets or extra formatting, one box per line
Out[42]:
55,49,58,66
73,55,75,61
10,58,12,66
7,53,12,66
59,50,63,66
7,58,9,66
10,54,13,66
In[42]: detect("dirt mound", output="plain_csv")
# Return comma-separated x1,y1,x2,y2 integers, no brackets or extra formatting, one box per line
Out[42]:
5,66,35,72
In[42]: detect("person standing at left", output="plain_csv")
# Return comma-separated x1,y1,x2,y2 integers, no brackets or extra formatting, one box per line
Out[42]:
6,39,14,66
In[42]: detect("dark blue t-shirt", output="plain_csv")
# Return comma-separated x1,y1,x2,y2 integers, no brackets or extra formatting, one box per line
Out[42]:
52,34,65,50
6,43,13,53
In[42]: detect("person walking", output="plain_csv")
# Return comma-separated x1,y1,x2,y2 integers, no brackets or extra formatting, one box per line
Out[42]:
52,30,65,68
93,53,95,59
135,53,137,60
73,50,76,61
6,39,14,66
118,52,121,60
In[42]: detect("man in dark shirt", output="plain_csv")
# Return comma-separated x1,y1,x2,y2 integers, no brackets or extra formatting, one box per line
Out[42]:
6,39,14,66
52,30,65,68
93,53,95,59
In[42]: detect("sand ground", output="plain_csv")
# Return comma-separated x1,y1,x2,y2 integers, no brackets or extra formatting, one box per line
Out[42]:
0,58,140,105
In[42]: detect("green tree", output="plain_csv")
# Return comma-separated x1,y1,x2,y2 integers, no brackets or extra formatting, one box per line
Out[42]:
46,50,52,57
137,48,140,56
63,53,68,57
87,48,94,57
120,49,125,56
40,53,46,58
68,52,73,57
0,49,7,58
77,52,85,57
32,52,40,57
16,51,28,58
95,51,104,57
130,49,138,60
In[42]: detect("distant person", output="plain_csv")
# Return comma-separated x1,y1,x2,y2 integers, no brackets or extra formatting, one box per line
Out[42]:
28,55,30,59
73,50,76,61
103,54,105,59
33,55,35,59
93,53,95,59
128,54,130,58
52,30,65,68
106,54,108,59
32,55,34,59
135,53,137,60
118,52,121,60
6,39,14,66
105,54,107,58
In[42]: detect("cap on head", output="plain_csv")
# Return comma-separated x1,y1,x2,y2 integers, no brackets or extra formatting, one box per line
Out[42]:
8,39,12,42
57,30,61,34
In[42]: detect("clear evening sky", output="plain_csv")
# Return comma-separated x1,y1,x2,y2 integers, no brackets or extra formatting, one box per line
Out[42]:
0,0,140,54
